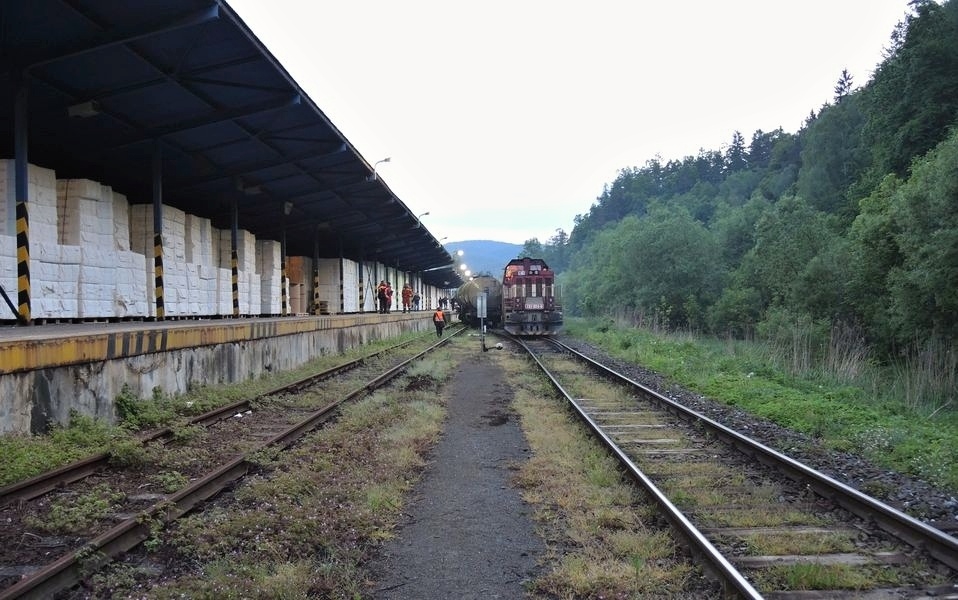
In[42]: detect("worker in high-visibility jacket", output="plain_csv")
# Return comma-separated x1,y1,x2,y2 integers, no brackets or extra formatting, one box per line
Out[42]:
432,308,445,338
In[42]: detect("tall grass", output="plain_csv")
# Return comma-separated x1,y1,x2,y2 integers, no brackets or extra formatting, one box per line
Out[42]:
564,316,958,491
891,338,956,414
761,320,956,415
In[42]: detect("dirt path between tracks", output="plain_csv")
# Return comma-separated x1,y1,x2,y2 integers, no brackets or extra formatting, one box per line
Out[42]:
366,339,544,599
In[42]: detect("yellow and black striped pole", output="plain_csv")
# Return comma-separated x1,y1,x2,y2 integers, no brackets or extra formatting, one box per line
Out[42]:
358,249,365,313
338,242,344,314
153,230,164,320
281,227,288,316
312,236,320,315
15,196,30,323
231,199,239,317
152,144,165,320
14,86,30,324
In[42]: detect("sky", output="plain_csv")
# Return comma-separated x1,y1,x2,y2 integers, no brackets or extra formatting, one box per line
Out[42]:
226,0,912,245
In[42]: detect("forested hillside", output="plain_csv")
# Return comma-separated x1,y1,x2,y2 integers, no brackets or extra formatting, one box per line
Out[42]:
532,0,958,357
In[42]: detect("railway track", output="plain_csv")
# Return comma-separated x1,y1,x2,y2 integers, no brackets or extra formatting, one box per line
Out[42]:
515,335,958,599
0,328,462,600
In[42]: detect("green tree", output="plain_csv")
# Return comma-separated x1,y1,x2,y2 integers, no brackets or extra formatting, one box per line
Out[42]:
738,196,839,310
725,131,749,173
847,174,904,347
833,68,854,102
861,0,958,180
563,219,642,316
542,228,570,271
796,92,868,218
884,130,958,344
521,238,543,258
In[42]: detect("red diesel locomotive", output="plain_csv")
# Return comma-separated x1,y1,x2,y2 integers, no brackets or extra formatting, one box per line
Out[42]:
501,257,562,335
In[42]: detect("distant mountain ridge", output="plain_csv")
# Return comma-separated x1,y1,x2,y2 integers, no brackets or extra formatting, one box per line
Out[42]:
444,240,523,278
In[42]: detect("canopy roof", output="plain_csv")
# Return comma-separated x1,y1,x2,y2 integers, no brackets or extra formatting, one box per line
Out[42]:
0,0,461,287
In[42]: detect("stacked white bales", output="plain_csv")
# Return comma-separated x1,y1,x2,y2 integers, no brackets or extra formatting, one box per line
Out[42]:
57,178,149,318
313,258,366,313
129,204,191,317
0,161,80,320
184,214,218,315
256,239,284,315
214,227,259,315
358,260,380,313
2,161,418,320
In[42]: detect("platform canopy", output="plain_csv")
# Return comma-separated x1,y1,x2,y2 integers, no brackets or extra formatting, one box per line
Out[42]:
0,0,462,288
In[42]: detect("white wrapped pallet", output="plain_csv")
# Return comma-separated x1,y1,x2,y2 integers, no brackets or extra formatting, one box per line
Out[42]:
248,275,261,316
56,178,114,249
164,259,190,317
357,261,378,312
342,259,359,312
216,228,256,274
184,216,215,316
216,267,233,315
185,214,214,265
78,246,118,318
138,257,187,318
198,263,219,316
185,262,200,315
0,234,16,319
29,242,80,319
112,190,131,251
0,161,59,243
256,239,282,314
115,250,148,317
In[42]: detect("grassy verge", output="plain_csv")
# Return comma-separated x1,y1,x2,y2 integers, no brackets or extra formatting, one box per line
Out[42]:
563,317,958,492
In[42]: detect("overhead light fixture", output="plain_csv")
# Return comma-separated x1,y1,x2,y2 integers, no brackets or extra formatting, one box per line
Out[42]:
234,177,261,195
369,157,391,181
67,100,100,118
284,201,294,215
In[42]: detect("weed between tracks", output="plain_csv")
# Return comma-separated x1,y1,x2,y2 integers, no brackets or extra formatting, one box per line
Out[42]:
83,352,453,598
499,350,715,598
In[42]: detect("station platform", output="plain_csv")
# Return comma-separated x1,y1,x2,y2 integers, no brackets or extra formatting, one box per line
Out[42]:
0,312,434,376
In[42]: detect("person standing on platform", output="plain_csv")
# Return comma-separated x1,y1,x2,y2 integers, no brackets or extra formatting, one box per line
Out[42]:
377,281,388,314
385,282,394,314
432,308,445,337
401,283,413,313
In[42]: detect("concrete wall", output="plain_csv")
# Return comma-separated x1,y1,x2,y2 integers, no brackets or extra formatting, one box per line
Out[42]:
0,317,432,436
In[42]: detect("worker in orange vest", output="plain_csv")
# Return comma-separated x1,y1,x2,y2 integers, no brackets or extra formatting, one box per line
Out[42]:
401,283,413,313
432,308,445,337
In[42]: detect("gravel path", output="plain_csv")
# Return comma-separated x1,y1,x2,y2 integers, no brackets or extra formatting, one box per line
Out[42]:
367,346,543,599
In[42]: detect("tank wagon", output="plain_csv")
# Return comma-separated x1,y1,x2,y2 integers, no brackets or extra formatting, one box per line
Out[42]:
455,275,503,327
502,257,562,335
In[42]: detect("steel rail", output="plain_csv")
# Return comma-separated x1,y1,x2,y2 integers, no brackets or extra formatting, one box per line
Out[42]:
0,334,429,505
0,330,461,600
549,337,958,573
514,337,763,599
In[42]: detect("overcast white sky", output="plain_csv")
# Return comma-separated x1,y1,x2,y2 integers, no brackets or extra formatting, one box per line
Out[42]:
226,0,911,245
